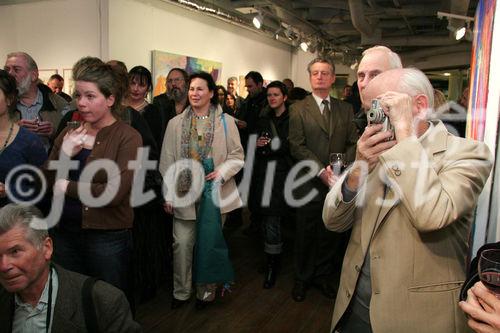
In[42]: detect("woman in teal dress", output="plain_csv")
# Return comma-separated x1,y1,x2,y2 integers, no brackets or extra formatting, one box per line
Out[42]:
159,72,244,309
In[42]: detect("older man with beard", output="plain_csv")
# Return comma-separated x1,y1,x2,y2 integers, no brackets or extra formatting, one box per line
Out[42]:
4,52,67,151
150,68,189,150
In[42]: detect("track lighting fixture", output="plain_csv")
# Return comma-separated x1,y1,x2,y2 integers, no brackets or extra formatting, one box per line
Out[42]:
253,11,263,29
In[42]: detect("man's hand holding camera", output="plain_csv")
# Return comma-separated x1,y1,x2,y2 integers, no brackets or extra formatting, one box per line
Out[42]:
378,91,416,142
345,91,415,191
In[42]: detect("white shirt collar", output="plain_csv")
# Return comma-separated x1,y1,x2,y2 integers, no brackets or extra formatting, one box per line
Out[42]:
312,93,331,112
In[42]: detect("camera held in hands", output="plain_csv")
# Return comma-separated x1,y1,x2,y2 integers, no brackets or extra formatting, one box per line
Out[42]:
367,99,394,140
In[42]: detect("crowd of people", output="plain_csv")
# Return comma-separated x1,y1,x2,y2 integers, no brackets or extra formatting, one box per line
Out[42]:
0,45,496,333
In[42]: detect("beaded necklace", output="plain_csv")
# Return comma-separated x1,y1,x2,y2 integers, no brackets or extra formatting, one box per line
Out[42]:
0,122,14,154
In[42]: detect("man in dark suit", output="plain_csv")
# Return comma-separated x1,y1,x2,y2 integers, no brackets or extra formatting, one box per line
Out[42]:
0,204,141,332
289,57,358,302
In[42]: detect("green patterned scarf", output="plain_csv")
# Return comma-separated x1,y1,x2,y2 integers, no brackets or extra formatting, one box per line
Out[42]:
177,105,216,194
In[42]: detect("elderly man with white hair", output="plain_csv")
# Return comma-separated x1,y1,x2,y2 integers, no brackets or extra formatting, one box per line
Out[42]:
353,45,403,133
323,68,492,333
0,204,141,332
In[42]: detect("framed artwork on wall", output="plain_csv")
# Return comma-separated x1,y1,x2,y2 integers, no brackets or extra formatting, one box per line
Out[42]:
38,69,58,85
467,0,496,140
62,68,74,96
152,50,223,97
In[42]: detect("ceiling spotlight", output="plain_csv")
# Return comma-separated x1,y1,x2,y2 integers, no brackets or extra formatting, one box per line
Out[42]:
443,72,451,76
437,11,474,41
300,41,309,52
455,26,466,40
253,12,263,29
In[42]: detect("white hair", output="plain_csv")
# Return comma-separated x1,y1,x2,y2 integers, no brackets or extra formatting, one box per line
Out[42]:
362,45,402,69
0,204,47,248
398,68,434,109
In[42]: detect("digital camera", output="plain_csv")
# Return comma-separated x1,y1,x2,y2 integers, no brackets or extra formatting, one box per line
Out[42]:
367,99,394,140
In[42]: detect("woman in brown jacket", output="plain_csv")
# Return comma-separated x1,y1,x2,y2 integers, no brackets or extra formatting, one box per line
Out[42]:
46,58,142,304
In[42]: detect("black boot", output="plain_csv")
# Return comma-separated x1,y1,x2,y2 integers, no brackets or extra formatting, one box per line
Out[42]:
263,254,280,289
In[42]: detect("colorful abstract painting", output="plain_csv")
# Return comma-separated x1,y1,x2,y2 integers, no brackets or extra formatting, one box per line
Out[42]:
152,50,222,97
467,0,496,140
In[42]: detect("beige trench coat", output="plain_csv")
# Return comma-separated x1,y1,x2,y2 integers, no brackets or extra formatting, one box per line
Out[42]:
159,106,244,221
323,121,492,333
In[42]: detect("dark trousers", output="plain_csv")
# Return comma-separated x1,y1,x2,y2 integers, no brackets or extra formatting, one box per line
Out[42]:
336,307,373,333
51,228,133,307
262,215,283,254
294,200,346,283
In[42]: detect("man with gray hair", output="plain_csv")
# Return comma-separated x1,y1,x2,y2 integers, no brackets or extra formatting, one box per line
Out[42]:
353,45,403,133
323,68,492,332
4,52,67,150
0,204,141,332
289,57,358,302
226,76,244,110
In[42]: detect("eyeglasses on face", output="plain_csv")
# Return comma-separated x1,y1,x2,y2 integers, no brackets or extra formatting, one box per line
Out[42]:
167,77,184,84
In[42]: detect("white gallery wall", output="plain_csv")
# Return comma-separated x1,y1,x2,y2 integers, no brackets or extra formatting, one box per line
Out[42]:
108,0,293,86
0,0,472,90
0,0,102,75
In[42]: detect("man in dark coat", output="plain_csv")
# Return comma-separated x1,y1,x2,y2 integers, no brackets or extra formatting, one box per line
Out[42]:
288,57,358,302
0,204,141,332
150,68,189,149
238,71,268,150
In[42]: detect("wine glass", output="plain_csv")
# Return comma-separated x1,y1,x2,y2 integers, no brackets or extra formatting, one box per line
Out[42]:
479,249,500,296
329,153,346,176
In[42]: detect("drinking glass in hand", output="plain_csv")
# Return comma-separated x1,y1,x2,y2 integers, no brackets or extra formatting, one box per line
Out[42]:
261,131,271,143
260,131,271,155
479,249,500,296
330,153,346,176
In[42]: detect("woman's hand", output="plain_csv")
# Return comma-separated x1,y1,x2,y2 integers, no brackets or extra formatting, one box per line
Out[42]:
163,201,174,215
256,136,271,147
236,120,247,129
205,170,222,182
459,281,500,333
61,125,88,157
53,179,69,196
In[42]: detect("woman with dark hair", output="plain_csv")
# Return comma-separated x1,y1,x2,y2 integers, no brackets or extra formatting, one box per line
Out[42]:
249,80,292,289
225,93,237,116
126,66,153,113
217,85,235,115
46,59,142,305
216,85,227,106
159,71,244,309
0,70,47,207
123,65,171,303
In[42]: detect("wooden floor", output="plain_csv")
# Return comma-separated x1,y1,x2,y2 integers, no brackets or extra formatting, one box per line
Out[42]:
136,218,335,333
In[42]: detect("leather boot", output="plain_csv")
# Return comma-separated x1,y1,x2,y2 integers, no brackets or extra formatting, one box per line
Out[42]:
263,254,280,289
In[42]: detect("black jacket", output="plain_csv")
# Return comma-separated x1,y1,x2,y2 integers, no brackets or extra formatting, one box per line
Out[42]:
249,106,292,215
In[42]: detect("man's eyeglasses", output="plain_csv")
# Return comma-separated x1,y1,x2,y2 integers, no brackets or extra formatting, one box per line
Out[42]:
167,77,184,84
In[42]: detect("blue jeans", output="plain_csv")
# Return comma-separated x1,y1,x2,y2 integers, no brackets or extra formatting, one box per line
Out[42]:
51,228,133,294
